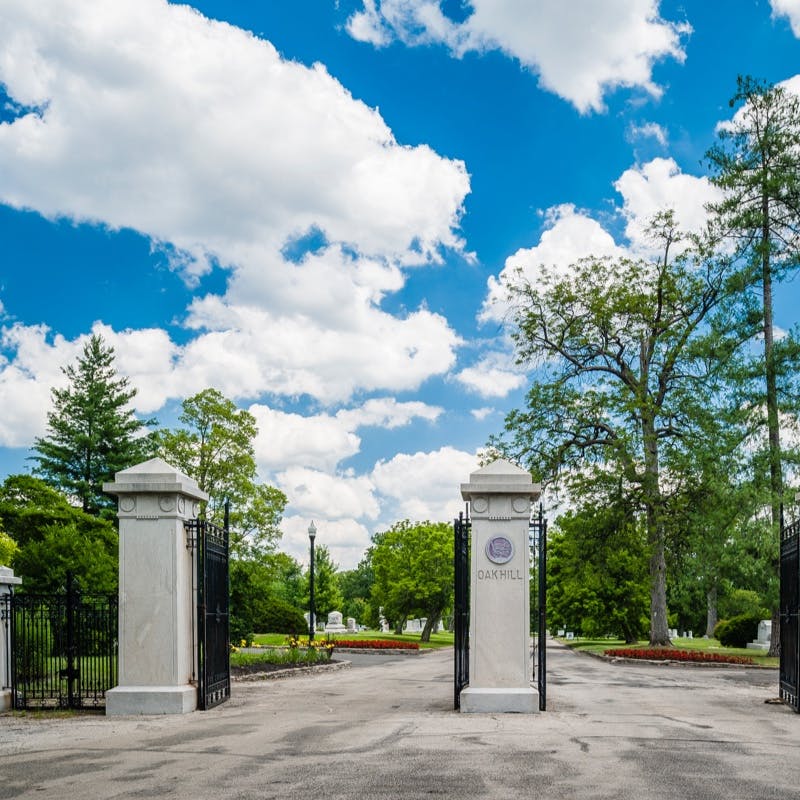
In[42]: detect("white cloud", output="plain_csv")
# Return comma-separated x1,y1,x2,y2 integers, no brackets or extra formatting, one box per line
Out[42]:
628,121,668,146
0,0,469,415
470,407,494,421
613,157,721,249
771,0,800,36
371,446,479,522
455,351,525,398
250,398,442,474
277,466,380,522
481,204,625,323
280,514,373,570
347,0,690,113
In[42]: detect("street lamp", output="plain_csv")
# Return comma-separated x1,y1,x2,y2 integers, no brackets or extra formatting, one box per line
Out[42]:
308,521,316,642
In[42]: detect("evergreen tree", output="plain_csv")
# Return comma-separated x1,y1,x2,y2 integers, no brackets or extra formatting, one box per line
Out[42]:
32,334,154,515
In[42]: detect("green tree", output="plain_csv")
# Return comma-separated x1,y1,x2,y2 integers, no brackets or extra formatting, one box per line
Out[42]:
706,76,800,656
0,528,17,566
31,334,154,515
339,557,375,628
369,520,453,642
153,388,286,556
706,76,800,536
547,504,649,643
0,474,117,593
494,213,735,645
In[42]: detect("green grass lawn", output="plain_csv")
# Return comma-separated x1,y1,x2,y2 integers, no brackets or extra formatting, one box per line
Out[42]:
560,636,778,667
250,630,454,650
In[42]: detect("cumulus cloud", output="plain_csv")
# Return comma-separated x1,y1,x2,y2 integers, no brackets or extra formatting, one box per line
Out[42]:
250,398,442,473
346,0,690,113
771,0,800,36
455,352,526,398
0,0,470,438
371,446,479,523
480,204,625,323
613,157,721,249
627,121,668,146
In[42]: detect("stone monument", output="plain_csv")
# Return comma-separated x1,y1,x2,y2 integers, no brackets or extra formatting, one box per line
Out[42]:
325,610,347,633
459,459,541,713
103,458,208,715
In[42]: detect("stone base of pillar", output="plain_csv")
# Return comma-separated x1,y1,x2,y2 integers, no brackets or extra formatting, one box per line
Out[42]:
106,685,197,715
459,686,539,714
0,689,11,712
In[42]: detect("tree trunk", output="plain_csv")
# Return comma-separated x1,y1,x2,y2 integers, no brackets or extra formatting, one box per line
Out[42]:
706,584,718,638
762,204,783,659
394,617,405,636
642,411,671,647
420,612,440,643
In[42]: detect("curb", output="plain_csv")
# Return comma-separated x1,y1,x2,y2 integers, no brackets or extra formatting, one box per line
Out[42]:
233,660,352,682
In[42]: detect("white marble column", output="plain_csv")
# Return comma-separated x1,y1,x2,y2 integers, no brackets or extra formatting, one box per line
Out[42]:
0,566,22,711
103,458,208,715
459,459,541,713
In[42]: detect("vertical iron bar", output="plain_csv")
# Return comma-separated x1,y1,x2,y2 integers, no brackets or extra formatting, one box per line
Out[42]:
538,503,547,711
66,572,76,709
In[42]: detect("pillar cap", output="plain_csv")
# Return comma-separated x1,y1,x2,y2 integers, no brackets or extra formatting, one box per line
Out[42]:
461,458,541,500
103,457,208,502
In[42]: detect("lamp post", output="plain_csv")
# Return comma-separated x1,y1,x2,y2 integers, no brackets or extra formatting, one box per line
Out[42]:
308,521,316,642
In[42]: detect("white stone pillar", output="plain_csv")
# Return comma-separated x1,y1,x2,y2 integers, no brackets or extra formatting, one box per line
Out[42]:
459,459,541,713
0,566,22,711
103,458,208,715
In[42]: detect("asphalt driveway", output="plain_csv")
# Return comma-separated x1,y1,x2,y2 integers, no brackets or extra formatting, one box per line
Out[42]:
1,640,796,800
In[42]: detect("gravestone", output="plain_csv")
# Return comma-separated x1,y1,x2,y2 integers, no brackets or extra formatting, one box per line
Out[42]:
325,611,347,633
747,619,772,651
346,617,357,633
459,459,541,713
404,619,422,633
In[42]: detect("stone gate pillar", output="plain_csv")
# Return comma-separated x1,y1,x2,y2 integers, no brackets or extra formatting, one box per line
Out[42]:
103,458,208,715
459,459,541,713
0,566,22,711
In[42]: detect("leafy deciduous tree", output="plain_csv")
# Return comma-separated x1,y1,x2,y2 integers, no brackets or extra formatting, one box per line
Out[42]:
494,213,735,645
369,520,453,642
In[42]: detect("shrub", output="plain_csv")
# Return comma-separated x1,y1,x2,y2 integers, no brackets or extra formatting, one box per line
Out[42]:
333,639,419,650
714,613,762,648
254,598,308,635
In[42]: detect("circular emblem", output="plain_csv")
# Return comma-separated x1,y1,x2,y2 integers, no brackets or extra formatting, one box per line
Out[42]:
485,536,515,565
472,496,488,513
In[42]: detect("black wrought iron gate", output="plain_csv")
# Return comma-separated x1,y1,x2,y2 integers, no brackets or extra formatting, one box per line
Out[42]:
453,509,470,709
5,574,117,711
189,507,231,711
531,503,547,711
780,512,800,712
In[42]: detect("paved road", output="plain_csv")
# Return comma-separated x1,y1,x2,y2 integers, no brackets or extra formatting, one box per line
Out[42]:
1,641,797,800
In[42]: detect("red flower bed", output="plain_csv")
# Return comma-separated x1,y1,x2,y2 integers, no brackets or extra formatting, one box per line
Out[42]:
333,639,420,651
604,647,754,665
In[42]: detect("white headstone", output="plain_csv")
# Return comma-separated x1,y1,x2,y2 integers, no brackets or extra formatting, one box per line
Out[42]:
459,459,541,713
747,619,772,650
346,617,357,632
325,610,347,633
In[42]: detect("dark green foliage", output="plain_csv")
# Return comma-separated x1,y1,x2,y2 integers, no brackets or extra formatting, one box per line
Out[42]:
0,475,118,593
339,557,375,627
547,504,649,643
256,598,308,635
369,520,453,642
31,334,154,515
714,613,762,648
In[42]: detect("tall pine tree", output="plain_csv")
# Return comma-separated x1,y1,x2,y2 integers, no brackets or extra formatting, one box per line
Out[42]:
32,334,153,514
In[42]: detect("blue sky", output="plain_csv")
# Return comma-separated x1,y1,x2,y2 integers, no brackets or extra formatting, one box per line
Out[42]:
2,0,800,568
